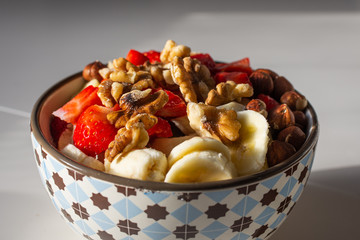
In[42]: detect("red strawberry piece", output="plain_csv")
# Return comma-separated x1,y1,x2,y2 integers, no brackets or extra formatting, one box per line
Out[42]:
257,94,280,111
215,57,253,76
73,105,118,157
156,90,187,118
143,50,161,64
126,49,149,66
52,85,102,124
214,72,252,86
147,117,173,138
191,53,216,75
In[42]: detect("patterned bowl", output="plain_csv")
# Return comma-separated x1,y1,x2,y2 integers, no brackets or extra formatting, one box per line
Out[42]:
30,72,319,240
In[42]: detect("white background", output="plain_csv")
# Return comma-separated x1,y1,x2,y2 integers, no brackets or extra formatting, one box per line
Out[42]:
1,0,360,239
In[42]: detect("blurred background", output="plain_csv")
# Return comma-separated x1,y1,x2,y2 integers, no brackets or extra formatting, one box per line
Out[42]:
1,0,360,239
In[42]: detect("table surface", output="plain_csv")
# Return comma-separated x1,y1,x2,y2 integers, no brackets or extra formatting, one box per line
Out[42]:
1,1,360,239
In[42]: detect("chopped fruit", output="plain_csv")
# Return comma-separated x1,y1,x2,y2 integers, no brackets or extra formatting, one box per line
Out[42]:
147,117,173,138
214,72,252,85
257,94,280,111
215,57,253,76
52,85,102,124
50,116,70,148
126,49,149,66
143,50,161,64
156,90,187,118
191,53,216,75
73,105,118,157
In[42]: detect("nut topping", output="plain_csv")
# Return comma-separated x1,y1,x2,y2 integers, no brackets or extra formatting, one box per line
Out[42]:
82,61,106,81
280,91,308,111
187,102,241,143
171,56,215,103
273,76,294,100
246,99,268,118
277,126,306,150
107,89,168,128
249,70,274,95
268,104,295,130
206,81,253,106
266,140,296,167
160,40,191,63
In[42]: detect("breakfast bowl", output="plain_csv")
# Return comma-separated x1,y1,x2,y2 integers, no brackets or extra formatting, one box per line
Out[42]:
30,42,319,240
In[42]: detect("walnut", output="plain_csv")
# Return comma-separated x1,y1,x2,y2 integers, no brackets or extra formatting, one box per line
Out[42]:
107,89,169,128
171,56,215,103
187,102,241,143
98,80,131,108
205,81,253,106
105,122,149,161
160,40,191,63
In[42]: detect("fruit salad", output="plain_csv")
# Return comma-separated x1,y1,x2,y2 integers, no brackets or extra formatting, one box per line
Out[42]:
51,40,308,183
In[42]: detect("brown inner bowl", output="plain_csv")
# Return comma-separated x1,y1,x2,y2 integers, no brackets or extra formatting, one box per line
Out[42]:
31,72,319,192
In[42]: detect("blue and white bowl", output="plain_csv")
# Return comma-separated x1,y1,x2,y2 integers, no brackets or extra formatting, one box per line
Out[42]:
30,72,319,240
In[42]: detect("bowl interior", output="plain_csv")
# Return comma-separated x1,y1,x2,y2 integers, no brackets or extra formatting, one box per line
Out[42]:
31,72,319,191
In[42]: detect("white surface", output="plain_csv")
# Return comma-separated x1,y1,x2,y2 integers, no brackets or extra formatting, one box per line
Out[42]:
1,1,360,239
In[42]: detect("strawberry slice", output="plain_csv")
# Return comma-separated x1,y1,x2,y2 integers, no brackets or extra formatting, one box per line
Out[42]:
143,50,161,64
156,90,187,118
257,94,280,111
214,72,252,85
215,57,253,76
53,85,102,124
73,105,118,157
191,53,216,75
126,49,149,66
147,117,173,138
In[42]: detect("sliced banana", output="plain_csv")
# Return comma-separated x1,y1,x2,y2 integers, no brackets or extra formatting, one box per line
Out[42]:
106,148,167,182
230,110,269,176
217,101,245,112
168,136,231,168
150,135,196,156
61,144,104,171
165,150,237,183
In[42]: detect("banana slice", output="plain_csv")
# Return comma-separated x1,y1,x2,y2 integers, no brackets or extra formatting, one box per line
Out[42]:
231,110,269,176
168,136,231,167
150,135,196,156
61,144,105,171
106,148,167,181
165,150,237,183
216,101,245,112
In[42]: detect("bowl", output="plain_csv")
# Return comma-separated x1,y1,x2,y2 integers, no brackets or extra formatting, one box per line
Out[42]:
30,72,319,240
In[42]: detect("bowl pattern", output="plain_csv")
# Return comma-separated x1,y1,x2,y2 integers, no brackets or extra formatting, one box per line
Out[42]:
31,131,315,240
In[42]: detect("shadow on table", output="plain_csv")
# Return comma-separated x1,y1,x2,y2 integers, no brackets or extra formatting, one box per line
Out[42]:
270,166,360,240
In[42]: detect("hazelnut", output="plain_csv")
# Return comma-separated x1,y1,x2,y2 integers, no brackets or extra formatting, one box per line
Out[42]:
82,61,106,81
246,99,268,118
273,76,294,100
293,110,307,130
280,91,308,111
249,70,274,95
277,126,306,150
255,68,279,80
267,140,296,167
268,104,295,130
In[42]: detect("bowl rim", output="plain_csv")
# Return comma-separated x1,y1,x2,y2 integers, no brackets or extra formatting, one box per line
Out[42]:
31,71,319,192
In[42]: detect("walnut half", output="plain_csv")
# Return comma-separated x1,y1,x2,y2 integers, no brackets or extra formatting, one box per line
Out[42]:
187,102,241,143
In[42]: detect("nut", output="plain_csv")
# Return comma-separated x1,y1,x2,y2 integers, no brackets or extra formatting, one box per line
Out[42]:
255,68,279,80
107,89,168,128
277,126,306,150
268,104,295,130
82,61,106,81
267,140,296,167
171,56,215,102
206,81,253,106
273,76,294,100
97,80,132,108
293,110,307,130
249,70,274,95
246,99,268,118
280,91,308,111
187,102,241,143
160,40,191,63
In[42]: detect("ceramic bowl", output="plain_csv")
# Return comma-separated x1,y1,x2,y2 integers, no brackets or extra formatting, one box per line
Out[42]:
30,72,319,240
